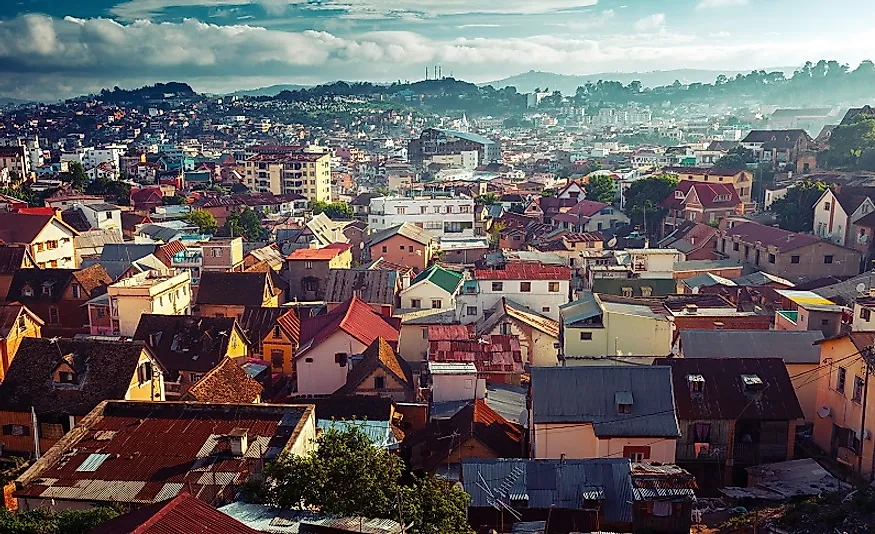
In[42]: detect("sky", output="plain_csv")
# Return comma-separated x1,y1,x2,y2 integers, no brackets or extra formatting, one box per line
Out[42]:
1,0,874,100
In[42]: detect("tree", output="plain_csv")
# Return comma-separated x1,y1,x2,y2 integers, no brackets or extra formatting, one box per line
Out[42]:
0,507,120,534
182,210,218,235
311,200,353,219
476,193,498,206
584,174,616,204
223,207,267,241
248,426,472,534
59,162,88,191
820,117,875,171
162,194,187,205
714,147,756,171
623,174,679,232
85,175,131,206
770,180,829,232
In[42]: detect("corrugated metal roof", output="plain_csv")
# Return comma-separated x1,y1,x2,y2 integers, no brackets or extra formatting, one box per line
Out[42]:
427,361,477,374
218,502,404,533
679,330,824,363
76,453,112,472
461,458,633,524
559,293,603,326
531,366,680,438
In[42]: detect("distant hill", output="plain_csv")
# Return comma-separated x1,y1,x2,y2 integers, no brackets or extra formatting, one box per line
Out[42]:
0,97,31,107
230,84,311,97
483,68,797,94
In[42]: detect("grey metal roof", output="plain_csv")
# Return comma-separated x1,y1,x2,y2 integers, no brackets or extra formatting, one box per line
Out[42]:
683,272,737,289
733,271,794,287
99,244,157,262
324,269,397,305
461,458,633,524
679,330,824,363
436,128,497,147
559,292,602,326
366,223,434,247
531,366,680,438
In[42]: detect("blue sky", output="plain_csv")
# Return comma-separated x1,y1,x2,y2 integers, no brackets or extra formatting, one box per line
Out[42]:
0,0,874,99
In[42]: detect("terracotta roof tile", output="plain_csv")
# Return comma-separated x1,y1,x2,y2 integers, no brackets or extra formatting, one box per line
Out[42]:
473,264,571,281
182,358,263,404
335,337,413,395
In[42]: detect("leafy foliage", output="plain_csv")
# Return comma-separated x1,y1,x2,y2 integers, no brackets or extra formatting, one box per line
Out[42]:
182,210,218,235
584,174,616,204
769,180,829,232
0,186,55,207
59,162,88,191
247,426,472,534
475,193,498,206
222,207,268,241
162,194,188,205
85,175,131,206
623,174,678,231
820,116,875,171
0,506,120,534
311,201,353,219
714,147,757,171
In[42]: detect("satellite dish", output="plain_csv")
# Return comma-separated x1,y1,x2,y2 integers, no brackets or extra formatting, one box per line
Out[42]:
607,236,618,248
857,282,867,294
817,406,831,419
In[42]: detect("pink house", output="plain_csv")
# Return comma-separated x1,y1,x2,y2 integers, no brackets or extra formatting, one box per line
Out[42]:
366,223,436,273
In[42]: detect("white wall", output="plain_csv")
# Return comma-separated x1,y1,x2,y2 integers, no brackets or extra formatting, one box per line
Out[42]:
369,196,475,239
33,220,77,269
432,373,484,403
399,281,454,310
296,331,367,395
460,279,569,323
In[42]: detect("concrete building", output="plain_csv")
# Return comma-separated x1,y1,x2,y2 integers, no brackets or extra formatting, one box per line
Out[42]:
812,188,875,247
243,147,331,202
369,193,475,240
107,269,192,336
201,237,244,272
408,128,500,169
458,264,570,323
0,213,79,269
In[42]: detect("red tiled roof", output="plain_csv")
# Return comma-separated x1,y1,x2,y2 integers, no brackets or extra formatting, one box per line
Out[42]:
286,243,352,261
154,240,186,267
566,199,609,217
724,221,821,252
298,296,400,353
474,264,572,281
428,325,474,341
663,166,748,177
0,213,60,244
428,334,523,374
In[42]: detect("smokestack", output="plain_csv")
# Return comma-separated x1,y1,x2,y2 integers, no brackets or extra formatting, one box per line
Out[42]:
227,428,249,456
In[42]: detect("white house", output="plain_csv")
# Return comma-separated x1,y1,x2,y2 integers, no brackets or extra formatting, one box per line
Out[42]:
399,265,463,311
813,188,875,246
427,361,484,403
79,203,122,231
0,212,79,269
369,193,475,240
458,264,572,324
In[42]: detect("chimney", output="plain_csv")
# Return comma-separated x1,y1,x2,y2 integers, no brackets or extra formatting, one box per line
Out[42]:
228,428,249,456
685,304,698,314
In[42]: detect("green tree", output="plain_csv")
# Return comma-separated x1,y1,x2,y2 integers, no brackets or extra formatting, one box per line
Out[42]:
311,201,353,219
714,147,757,170
223,207,267,241
821,117,875,171
476,193,498,205
85,175,131,206
584,174,616,204
0,507,120,534
182,210,218,235
248,426,472,534
770,180,829,232
623,174,679,231
162,194,187,205
61,162,89,190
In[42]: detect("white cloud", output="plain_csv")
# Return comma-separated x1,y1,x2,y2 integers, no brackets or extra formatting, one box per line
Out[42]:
110,0,600,20
697,0,749,9
634,13,665,32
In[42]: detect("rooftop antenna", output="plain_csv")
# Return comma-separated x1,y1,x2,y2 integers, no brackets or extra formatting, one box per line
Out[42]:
476,469,523,527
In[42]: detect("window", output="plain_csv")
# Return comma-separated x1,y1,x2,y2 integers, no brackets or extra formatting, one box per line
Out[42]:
382,246,388,253
273,325,282,339
861,307,871,321
500,323,512,335
408,246,414,252
270,349,284,368
520,282,531,292
21,286,32,297
622,287,633,298
690,422,711,443
49,307,59,324
624,446,650,462
17,316,26,331
641,286,653,298
305,261,313,269
491,282,503,291
466,306,478,316
400,245,406,250
374,376,386,390
431,299,441,309
744,245,749,258
821,318,830,326
733,242,739,251
422,327,429,339
137,362,153,384
411,299,421,309
305,357,314,363
335,352,348,367
58,371,75,384
548,282,560,292
791,255,800,264
1,424,29,436
190,372,203,383
47,240,58,249
71,284,81,299
853,376,864,403
837,367,847,395
580,332,593,341
542,306,550,313
617,403,632,414
211,248,222,257
824,255,834,264
824,201,831,211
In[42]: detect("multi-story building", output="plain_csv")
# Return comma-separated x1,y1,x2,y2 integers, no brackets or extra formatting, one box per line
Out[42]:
812,187,875,247
106,269,192,336
0,213,78,269
663,167,754,206
0,144,30,181
369,193,475,239
243,147,331,202
201,237,244,272
408,128,500,169
60,145,125,174
458,264,571,322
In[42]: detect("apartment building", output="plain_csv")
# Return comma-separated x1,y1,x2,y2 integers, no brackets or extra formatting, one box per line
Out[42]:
0,213,78,269
369,193,475,239
458,264,571,322
106,269,192,336
408,128,500,169
243,147,331,202
201,237,244,272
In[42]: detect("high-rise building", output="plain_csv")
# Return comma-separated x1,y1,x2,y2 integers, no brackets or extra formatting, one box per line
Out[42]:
243,146,331,202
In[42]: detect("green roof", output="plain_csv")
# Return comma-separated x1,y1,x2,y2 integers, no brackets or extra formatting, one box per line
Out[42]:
411,265,463,294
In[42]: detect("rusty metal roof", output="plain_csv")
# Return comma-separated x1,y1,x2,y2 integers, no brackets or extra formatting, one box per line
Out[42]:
428,334,523,374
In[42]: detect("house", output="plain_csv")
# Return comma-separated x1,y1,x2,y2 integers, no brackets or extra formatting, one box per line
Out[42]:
812,187,875,247
664,294,771,337
334,337,415,401
396,308,458,365
719,221,862,282
741,129,815,168
325,268,400,316
91,493,262,534
6,265,112,337
773,289,844,337
630,463,697,534
131,186,164,210
812,332,875,481
61,203,122,233
662,167,754,205
295,296,400,395
0,338,165,456
285,395,408,451
655,357,804,489
530,366,680,462
428,332,524,385
676,330,825,423
661,181,741,236
407,400,523,478
349,191,381,220
0,245,35,298
849,210,875,264
427,361,481,403
365,223,436,273
285,243,353,301
551,199,629,233
523,196,578,224
0,212,79,269
133,314,249,398
180,357,263,404
400,264,462,312
202,237,245,271
196,271,284,319
462,458,635,533
459,263,571,323
474,297,559,367
105,268,192,336
12,401,316,511
238,306,300,376
559,292,672,364
658,221,720,261
0,303,42,383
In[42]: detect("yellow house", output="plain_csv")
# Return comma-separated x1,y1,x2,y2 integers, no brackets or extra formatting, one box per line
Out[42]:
240,306,301,376
107,268,192,336
813,332,875,481
243,149,332,202
196,271,284,320
663,167,753,205
559,292,672,365
0,303,43,383
335,337,415,401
